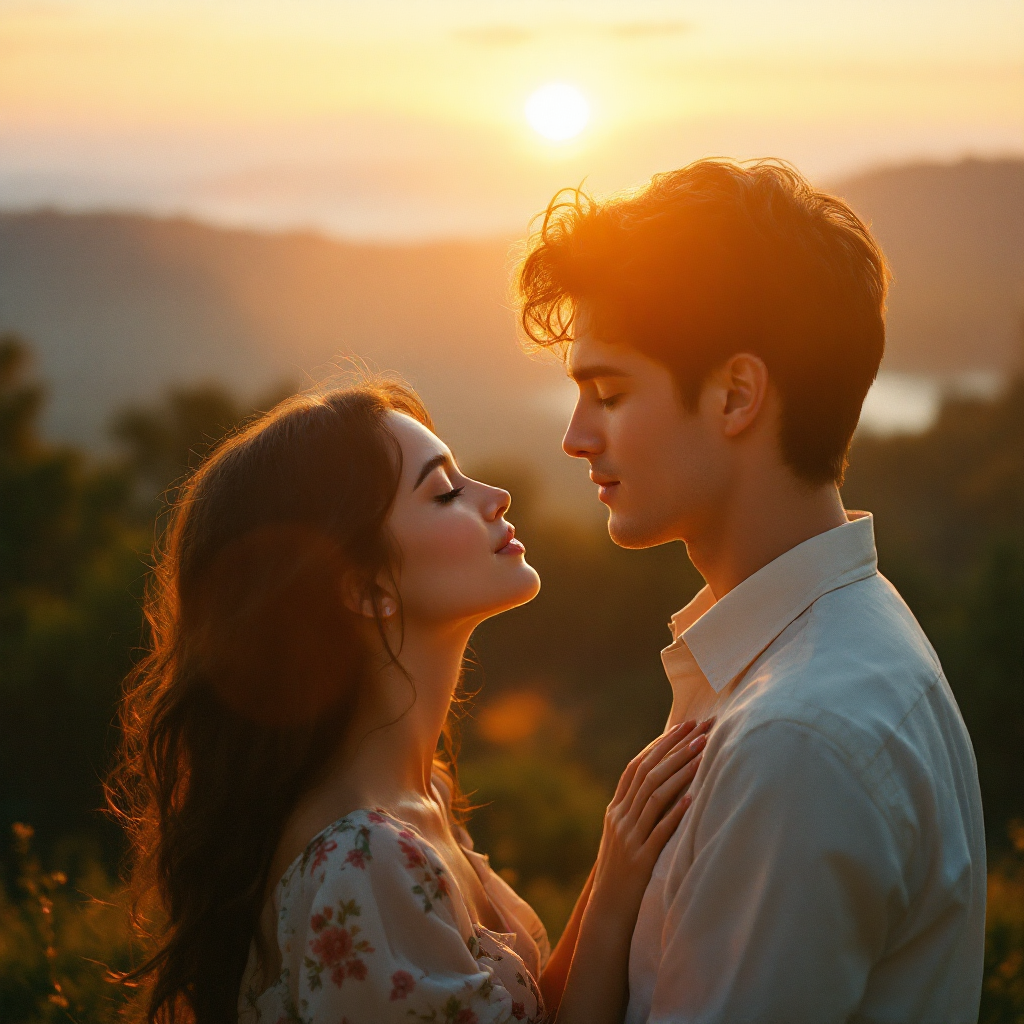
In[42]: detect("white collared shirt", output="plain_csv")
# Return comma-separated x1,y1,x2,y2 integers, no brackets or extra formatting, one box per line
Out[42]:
626,512,986,1024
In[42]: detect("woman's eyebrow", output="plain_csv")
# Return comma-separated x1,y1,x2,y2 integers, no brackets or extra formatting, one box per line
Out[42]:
413,453,451,491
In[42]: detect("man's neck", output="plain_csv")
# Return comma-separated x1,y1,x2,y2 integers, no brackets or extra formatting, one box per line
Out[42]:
686,476,848,600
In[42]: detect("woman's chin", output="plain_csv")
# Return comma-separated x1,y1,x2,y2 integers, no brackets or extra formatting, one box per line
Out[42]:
482,563,542,619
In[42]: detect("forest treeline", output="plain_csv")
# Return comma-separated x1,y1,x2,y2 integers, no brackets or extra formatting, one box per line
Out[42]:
0,331,1021,1021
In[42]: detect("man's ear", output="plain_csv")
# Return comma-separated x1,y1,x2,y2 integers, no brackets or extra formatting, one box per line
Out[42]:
715,353,769,438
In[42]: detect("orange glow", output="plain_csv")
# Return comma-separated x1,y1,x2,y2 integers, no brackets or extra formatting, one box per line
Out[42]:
0,2,1019,239
477,692,551,745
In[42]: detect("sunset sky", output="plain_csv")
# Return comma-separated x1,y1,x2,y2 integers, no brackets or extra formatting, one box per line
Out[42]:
1,0,1021,238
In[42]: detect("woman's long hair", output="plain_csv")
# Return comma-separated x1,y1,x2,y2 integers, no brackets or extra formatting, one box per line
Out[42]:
107,381,463,1023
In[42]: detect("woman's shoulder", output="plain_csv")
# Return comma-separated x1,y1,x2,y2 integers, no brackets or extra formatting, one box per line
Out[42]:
276,808,458,919
281,809,422,879
247,808,546,1024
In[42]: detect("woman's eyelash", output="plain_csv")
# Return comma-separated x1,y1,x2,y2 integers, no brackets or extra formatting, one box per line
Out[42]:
599,394,623,408
435,486,465,504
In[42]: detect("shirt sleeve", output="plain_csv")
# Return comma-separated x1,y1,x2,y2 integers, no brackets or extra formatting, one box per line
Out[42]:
648,720,907,1024
275,814,526,1024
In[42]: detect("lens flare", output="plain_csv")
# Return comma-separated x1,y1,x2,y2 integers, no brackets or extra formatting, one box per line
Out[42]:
524,82,590,142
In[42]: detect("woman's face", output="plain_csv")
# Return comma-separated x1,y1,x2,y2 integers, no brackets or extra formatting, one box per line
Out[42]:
385,412,541,627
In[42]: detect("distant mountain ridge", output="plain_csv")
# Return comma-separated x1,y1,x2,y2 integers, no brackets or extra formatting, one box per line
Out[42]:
832,158,1023,374
0,157,1020,510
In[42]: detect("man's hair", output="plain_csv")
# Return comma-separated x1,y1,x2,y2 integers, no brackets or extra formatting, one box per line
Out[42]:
516,158,889,484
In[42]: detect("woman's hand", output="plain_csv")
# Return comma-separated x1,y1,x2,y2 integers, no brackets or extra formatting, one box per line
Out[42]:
550,719,712,1024
589,718,712,926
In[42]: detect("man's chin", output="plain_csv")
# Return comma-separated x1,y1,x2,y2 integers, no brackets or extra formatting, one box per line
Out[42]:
607,510,672,550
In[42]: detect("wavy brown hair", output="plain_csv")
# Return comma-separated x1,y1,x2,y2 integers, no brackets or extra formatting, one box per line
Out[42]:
516,158,890,485
107,380,463,1024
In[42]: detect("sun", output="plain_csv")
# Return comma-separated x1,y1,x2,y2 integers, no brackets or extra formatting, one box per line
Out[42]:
524,83,590,142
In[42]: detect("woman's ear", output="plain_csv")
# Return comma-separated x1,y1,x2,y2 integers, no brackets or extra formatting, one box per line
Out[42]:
339,569,374,619
339,570,398,620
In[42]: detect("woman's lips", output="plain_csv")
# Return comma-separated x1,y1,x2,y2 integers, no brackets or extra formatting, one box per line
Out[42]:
495,525,525,556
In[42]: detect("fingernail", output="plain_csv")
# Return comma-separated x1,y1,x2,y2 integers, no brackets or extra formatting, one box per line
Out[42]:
690,734,707,752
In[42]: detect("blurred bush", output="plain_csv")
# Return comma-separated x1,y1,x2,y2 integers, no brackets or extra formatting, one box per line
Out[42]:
0,823,140,1024
983,821,1024,1023
0,335,145,863
460,702,608,938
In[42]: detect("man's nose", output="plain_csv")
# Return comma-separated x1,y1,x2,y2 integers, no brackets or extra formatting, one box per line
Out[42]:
562,401,603,460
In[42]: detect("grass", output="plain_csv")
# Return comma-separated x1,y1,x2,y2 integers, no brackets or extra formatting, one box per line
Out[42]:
2,819,1022,1023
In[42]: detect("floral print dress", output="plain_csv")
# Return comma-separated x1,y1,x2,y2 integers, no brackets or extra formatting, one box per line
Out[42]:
238,808,550,1024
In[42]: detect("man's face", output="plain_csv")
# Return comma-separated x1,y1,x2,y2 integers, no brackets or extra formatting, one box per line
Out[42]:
563,330,730,549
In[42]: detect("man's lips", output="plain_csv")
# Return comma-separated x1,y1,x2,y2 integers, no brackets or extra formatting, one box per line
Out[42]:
590,473,620,503
495,524,526,556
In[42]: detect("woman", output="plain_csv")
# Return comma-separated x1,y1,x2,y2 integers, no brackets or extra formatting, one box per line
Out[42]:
109,380,709,1024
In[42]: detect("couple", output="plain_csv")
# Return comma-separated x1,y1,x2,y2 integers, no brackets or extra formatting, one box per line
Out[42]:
112,159,986,1024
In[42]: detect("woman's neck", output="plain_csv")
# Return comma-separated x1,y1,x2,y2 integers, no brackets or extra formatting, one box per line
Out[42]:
321,617,476,812
266,618,476,902
359,620,472,797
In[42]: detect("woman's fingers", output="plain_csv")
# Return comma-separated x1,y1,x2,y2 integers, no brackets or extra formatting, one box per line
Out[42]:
622,721,712,824
613,720,695,807
619,720,700,809
645,790,693,853
633,749,704,838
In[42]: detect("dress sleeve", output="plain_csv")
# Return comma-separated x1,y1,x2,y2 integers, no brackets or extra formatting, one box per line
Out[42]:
273,812,530,1024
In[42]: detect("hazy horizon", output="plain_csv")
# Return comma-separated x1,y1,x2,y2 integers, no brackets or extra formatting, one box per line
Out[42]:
1,0,1021,241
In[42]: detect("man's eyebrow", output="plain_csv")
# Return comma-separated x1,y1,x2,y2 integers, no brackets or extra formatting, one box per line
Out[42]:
413,453,451,491
568,364,633,384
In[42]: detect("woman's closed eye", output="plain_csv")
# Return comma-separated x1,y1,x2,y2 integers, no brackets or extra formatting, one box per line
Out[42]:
598,393,623,409
434,485,465,504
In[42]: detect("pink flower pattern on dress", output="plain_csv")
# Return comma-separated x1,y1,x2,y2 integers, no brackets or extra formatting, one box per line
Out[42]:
390,969,416,1000
304,898,375,990
398,833,427,868
309,838,336,873
241,808,545,1023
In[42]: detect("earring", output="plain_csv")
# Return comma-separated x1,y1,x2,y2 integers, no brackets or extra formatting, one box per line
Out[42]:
382,600,395,617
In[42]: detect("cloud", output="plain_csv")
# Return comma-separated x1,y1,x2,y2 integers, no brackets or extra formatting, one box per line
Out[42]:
453,20,693,47
452,25,536,47
607,20,692,39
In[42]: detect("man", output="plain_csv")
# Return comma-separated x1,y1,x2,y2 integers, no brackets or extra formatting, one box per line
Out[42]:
516,159,986,1023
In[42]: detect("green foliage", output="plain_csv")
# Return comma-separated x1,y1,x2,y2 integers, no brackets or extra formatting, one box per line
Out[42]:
981,822,1024,1023
112,379,295,511
0,823,141,1024
461,739,609,939
0,335,145,857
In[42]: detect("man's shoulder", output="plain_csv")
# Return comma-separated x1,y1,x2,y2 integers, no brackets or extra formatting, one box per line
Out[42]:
719,571,969,807
754,569,944,720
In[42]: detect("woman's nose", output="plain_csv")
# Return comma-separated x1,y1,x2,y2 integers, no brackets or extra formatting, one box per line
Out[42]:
485,486,511,521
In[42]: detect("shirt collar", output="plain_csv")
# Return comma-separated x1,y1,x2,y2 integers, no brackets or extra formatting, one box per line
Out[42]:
665,511,878,694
